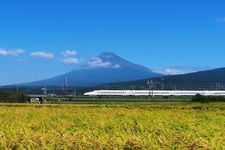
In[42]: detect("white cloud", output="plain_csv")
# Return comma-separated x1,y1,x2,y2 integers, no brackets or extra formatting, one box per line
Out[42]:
62,57,80,64
112,64,121,68
63,50,78,57
153,68,183,75
61,50,81,65
153,66,210,75
88,57,111,68
30,51,54,59
0,48,24,56
86,57,122,69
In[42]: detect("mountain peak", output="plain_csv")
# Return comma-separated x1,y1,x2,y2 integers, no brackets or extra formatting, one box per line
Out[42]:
99,52,118,57
98,52,122,62
97,52,127,66
96,52,151,71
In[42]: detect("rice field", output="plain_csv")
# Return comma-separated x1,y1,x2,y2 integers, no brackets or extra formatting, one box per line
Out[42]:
0,102,224,149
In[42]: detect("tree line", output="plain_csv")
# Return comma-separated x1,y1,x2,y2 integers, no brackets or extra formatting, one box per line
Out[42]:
192,94,225,103
0,90,28,103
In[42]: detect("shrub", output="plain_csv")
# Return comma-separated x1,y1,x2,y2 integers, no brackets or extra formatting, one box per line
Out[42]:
192,94,225,103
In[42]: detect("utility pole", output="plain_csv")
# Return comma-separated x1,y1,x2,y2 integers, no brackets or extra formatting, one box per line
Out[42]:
43,87,47,96
65,76,68,88
161,78,164,90
147,80,154,97
74,88,76,98
16,85,19,93
64,76,68,95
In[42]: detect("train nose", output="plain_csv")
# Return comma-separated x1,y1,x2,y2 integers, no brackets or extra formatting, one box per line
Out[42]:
84,92,95,96
84,92,91,96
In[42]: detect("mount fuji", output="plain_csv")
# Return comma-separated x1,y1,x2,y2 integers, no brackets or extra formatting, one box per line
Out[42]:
22,52,162,87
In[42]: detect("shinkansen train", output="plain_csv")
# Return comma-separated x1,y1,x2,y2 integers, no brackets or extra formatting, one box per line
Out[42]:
84,90,225,96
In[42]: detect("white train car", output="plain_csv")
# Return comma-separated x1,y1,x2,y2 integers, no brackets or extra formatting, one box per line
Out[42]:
84,90,225,96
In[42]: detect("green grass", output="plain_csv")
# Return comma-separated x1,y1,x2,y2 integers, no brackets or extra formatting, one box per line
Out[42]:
0,102,224,149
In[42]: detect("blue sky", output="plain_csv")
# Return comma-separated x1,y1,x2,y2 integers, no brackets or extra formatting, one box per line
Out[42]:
0,0,225,85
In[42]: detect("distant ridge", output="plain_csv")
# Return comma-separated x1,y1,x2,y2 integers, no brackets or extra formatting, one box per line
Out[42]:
21,52,162,87
101,67,225,90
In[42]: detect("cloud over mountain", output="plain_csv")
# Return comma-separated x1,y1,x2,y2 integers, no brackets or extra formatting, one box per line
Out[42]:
87,57,112,68
153,68,183,75
153,66,210,75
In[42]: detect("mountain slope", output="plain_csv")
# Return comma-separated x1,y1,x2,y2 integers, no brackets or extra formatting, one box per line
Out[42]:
101,67,225,90
22,52,162,87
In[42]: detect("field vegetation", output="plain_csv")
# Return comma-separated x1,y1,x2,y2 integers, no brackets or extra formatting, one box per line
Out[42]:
0,102,224,149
